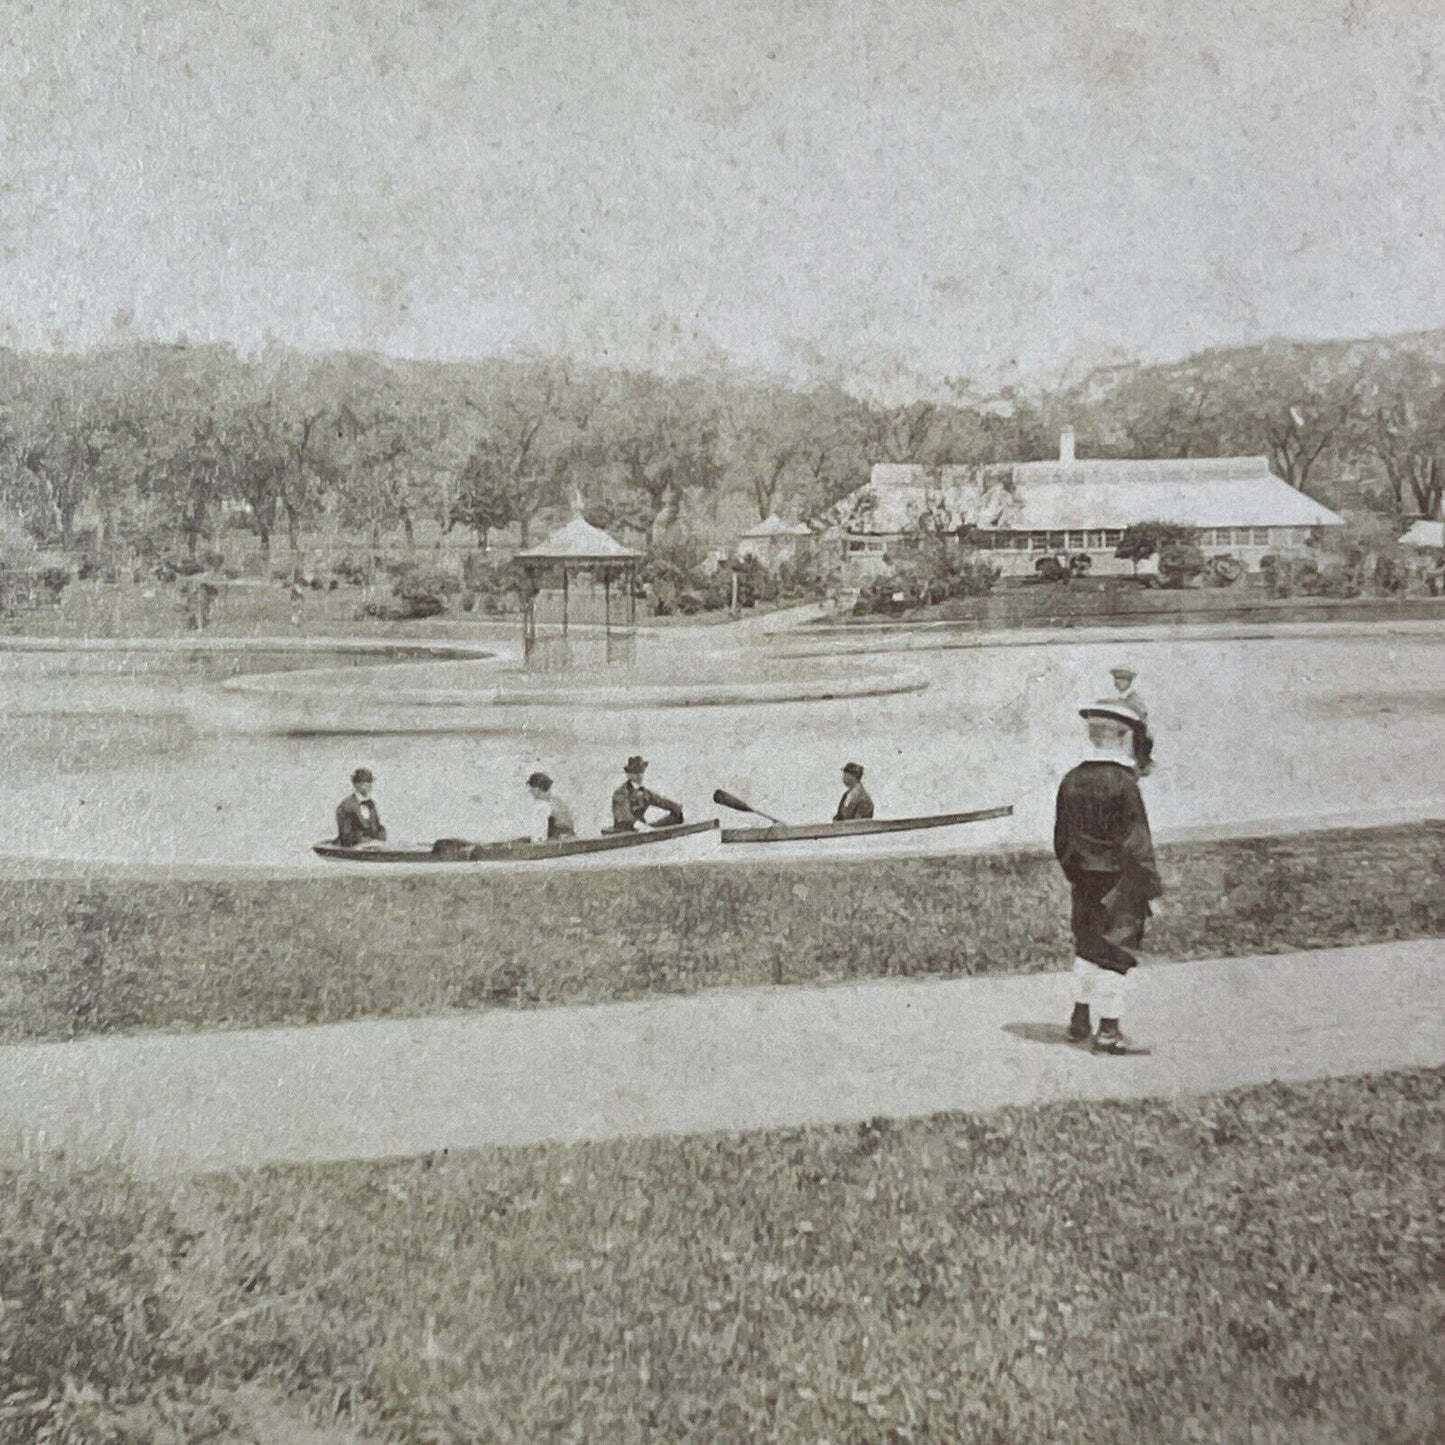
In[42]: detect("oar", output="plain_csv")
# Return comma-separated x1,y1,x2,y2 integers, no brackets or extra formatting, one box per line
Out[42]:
713,788,788,825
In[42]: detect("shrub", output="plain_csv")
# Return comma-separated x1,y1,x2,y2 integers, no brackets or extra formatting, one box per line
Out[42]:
1260,553,1319,598
333,555,371,586
1207,553,1246,587
36,565,73,604
462,553,526,614
1116,521,1198,569
1158,541,1206,588
852,574,911,615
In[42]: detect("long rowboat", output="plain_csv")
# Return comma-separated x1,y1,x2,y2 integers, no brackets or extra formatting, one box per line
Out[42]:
720,805,1012,845
314,819,719,864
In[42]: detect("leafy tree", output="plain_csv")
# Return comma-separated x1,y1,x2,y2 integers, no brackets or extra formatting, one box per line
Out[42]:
1356,349,1445,519
604,372,725,535
450,459,516,550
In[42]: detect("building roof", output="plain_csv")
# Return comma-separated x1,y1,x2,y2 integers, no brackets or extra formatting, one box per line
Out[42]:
1399,519,1444,549
842,459,1344,535
740,513,813,539
513,517,641,564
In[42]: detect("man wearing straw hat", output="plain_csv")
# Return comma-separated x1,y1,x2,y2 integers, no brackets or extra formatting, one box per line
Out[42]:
1053,697,1163,1054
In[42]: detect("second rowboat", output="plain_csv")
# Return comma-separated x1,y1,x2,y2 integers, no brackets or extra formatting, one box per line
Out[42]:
720,805,1012,845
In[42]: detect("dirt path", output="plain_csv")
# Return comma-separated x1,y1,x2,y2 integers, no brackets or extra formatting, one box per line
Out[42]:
4,939,1441,1175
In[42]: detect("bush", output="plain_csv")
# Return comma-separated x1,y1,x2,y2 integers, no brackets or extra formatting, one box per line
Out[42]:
1207,553,1246,587
853,574,912,615
36,565,73,604
1158,541,1206,588
392,563,461,597
462,553,526,614
1260,554,1318,598
1116,521,1199,568
333,555,371,586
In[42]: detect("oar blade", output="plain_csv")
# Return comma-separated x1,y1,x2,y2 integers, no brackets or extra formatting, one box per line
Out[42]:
712,788,755,814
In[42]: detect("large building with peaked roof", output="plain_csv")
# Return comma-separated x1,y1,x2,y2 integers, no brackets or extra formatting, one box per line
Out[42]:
837,431,1345,577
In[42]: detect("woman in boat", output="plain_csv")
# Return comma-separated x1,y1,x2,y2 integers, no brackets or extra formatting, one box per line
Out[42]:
834,762,874,821
528,772,576,842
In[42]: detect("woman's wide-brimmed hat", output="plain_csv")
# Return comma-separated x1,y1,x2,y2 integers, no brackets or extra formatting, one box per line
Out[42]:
1080,698,1147,731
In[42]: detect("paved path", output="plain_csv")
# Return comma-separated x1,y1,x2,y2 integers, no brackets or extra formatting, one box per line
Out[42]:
3,940,1441,1176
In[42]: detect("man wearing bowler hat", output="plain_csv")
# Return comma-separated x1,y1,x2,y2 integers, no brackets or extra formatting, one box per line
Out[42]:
608,755,684,832
335,767,387,848
1053,697,1162,1054
834,762,875,821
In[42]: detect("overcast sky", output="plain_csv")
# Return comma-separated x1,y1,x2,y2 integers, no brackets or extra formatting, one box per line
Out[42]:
3,0,1443,393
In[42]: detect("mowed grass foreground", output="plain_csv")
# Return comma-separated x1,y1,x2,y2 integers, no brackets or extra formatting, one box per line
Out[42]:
4,1069,1442,1443
2,822,1444,1043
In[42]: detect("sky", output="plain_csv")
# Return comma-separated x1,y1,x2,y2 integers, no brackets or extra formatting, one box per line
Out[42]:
2,0,1444,395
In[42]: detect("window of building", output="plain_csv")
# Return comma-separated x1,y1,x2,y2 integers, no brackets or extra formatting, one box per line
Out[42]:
1086,530,1107,549
1065,530,1087,550
1046,531,1066,549
1249,527,1269,547
1029,532,1048,550
1103,529,1123,546
1200,528,1217,547
1011,533,1031,551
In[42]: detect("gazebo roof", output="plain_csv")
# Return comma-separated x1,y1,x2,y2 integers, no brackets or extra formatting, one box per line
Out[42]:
514,517,642,565
1400,519,1444,549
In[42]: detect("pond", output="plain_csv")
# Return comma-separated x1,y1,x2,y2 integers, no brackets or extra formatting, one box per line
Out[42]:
2,630,1442,868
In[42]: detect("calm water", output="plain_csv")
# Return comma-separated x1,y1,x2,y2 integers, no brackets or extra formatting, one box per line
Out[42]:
2,631,1443,867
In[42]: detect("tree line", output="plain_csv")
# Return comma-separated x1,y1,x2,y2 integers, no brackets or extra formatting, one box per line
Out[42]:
1,330,1443,565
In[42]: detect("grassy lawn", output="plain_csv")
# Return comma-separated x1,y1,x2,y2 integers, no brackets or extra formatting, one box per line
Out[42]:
2,822,1442,1044
4,1067,1441,1442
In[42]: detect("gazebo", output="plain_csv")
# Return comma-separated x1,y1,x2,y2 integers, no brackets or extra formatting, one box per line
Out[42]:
513,516,643,664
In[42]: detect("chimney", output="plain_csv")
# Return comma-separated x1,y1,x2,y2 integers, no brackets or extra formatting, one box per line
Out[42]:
1059,427,1076,466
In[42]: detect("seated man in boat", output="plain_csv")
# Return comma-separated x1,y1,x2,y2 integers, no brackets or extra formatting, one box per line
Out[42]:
834,761,875,821
335,767,387,848
608,755,684,832
527,771,577,842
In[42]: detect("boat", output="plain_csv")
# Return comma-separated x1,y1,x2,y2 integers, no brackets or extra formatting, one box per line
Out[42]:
313,819,720,864
719,804,1012,845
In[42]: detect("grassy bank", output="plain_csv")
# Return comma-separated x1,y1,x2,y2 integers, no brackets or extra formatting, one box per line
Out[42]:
839,577,1445,632
1,822,1442,1044
4,1068,1442,1443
